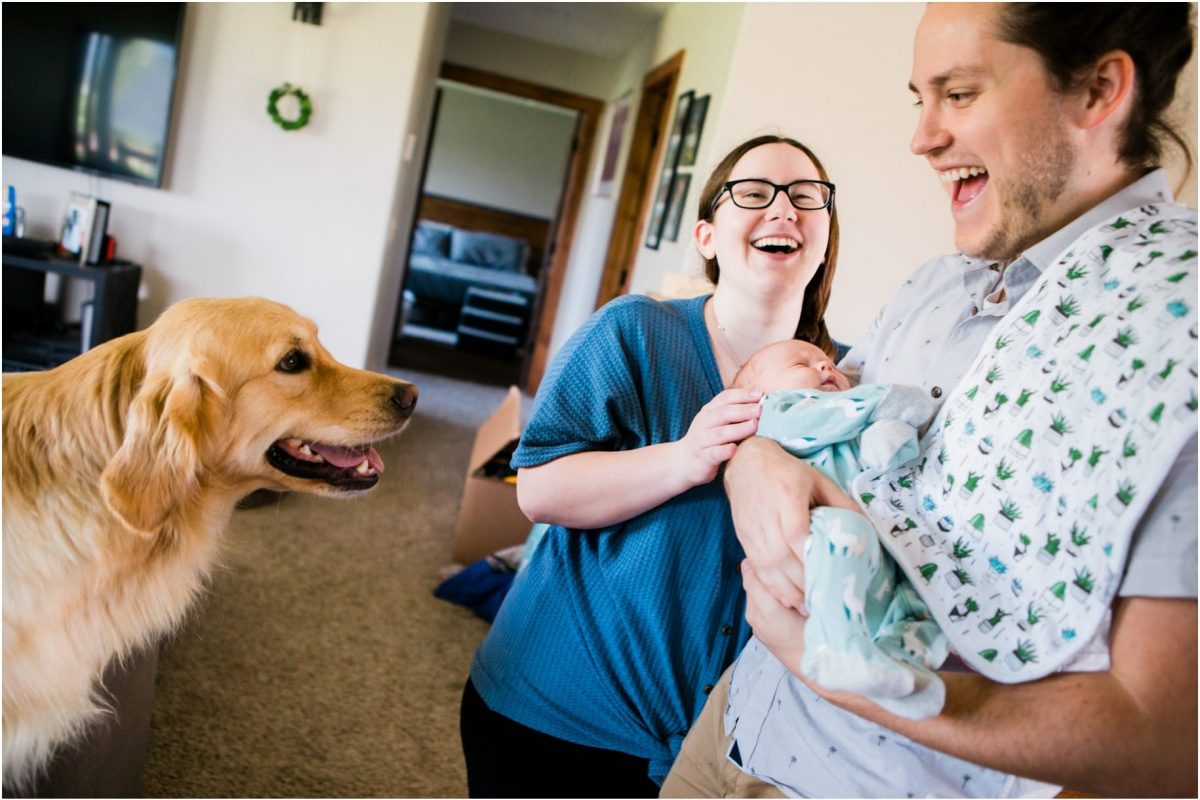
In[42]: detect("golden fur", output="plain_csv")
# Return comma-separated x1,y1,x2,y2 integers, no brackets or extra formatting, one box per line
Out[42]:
2,297,417,789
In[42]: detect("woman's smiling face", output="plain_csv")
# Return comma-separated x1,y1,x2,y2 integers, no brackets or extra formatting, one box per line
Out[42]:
694,142,832,298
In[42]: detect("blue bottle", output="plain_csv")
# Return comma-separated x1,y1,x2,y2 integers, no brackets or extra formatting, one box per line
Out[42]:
3,185,14,237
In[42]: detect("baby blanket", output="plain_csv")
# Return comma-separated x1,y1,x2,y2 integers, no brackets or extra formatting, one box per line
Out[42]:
855,202,1197,682
757,384,948,717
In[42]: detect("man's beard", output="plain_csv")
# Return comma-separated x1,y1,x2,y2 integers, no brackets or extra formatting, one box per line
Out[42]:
962,129,1076,262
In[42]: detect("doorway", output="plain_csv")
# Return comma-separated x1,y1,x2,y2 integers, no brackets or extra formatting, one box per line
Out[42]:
594,51,684,308
389,63,602,395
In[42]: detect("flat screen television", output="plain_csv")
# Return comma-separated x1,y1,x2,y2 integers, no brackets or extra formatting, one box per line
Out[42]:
2,3,185,188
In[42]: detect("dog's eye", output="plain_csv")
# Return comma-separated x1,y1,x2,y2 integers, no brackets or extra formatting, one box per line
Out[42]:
276,349,310,373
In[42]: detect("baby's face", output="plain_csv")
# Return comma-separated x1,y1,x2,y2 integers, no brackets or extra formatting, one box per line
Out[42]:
738,340,851,393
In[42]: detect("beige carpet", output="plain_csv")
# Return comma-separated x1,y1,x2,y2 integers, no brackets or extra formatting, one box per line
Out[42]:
142,369,511,797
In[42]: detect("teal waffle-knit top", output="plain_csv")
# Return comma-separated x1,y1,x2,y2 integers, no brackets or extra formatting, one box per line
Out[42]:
469,294,751,783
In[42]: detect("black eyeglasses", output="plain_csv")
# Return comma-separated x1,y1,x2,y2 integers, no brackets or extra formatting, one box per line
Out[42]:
710,179,836,217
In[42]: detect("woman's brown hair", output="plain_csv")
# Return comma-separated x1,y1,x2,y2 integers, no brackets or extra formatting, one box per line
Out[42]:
696,134,840,359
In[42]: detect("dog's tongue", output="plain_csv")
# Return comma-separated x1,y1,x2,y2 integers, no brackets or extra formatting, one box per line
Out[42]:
311,443,384,473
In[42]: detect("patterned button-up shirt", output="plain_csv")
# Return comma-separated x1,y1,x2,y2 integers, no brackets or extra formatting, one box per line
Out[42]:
724,168,1197,798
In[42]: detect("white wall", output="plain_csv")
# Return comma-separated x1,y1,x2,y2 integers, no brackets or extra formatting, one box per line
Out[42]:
438,16,665,360
424,84,577,219
634,2,1199,348
6,3,1193,370
1168,47,1198,208
2,2,440,368
443,21,621,101
700,3,944,346
624,3,747,299
363,4,450,372
547,32,658,357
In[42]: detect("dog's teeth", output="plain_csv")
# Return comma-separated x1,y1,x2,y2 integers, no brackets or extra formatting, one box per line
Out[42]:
299,444,315,457
356,459,371,474
286,438,304,448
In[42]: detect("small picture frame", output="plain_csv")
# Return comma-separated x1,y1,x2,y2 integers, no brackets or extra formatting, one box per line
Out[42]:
644,173,671,250
644,91,694,250
58,192,97,264
678,94,710,168
595,90,633,197
661,172,692,243
663,90,693,177
82,199,111,265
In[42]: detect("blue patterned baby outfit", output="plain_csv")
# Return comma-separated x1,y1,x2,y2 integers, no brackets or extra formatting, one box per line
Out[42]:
756,383,947,719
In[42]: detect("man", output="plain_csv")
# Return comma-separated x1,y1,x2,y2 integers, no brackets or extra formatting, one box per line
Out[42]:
662,4,1197,797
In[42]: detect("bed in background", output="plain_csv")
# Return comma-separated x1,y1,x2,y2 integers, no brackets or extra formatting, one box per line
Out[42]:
406,221,538,308
402,196,550,323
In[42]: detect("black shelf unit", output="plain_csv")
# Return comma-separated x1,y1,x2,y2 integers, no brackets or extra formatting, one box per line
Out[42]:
3,245,141,371
456,286,530,357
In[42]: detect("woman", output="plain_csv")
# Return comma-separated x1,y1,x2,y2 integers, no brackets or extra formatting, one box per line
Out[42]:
460,134,841,797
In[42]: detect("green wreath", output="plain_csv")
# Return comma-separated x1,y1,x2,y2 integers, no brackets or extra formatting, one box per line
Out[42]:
267,83,312,131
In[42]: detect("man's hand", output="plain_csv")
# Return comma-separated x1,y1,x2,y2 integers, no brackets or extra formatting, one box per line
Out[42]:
725,437,857,609
742,560,808,668
672,388,762,487
745,558,897,712
789,596,1198,797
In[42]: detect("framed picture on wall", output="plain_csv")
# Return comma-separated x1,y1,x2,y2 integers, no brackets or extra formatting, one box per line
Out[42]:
644,91,693,250
644,170,671,250
595,90,632,197
663,90,692,177
678,94,710,167
661,172,691,243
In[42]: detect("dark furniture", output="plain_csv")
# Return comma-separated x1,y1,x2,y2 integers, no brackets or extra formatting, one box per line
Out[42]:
2,241,141,371
397,195,552,354
1,242,153,798
457,286,531,356
406,221,538,307
7,645,160,799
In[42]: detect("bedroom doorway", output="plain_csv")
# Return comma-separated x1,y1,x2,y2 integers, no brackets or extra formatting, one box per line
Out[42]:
389,63,602,393
594,51,684,307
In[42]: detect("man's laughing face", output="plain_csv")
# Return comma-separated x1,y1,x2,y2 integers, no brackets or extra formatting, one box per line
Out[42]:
909,3,1079,262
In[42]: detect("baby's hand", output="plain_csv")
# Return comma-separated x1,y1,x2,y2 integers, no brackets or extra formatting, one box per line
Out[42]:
674,388,762,487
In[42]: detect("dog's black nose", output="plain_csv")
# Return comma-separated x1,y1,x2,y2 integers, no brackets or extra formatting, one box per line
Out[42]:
391,382,418,417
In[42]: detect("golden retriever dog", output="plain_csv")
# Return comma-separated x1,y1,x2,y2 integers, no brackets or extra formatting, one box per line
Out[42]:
2,297,418,789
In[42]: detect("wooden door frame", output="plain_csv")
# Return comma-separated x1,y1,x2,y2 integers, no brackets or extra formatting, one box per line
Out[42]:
593,51,685,308
438,63,603,395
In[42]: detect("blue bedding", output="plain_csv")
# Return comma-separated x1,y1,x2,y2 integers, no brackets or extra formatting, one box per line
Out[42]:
406,220,539,308
406,253,537,307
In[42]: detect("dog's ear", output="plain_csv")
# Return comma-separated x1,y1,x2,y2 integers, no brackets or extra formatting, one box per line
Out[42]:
101,365,211,535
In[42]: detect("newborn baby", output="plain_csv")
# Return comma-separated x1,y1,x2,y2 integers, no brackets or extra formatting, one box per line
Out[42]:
733,340,947,719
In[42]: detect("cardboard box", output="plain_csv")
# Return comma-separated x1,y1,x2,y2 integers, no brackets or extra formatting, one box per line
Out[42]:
451,386,534,564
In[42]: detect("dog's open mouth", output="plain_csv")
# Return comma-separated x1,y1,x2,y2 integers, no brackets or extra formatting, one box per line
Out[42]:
266,437,384,491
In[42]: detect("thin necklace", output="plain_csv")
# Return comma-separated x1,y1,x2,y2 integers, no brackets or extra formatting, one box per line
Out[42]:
710,302,748,368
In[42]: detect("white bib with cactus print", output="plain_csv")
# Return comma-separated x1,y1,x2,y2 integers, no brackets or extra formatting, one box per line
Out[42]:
853,202,1197,683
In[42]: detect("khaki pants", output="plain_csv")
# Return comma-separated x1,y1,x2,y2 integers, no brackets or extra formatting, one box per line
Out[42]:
660,666,787,798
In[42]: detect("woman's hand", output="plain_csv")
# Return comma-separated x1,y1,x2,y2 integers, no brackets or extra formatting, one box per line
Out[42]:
672,388,762,488
517,389,760,529
725,437,857,609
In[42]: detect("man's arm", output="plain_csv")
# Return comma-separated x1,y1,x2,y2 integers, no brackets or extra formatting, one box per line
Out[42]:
869,597,1197,797
745,561,1198,797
